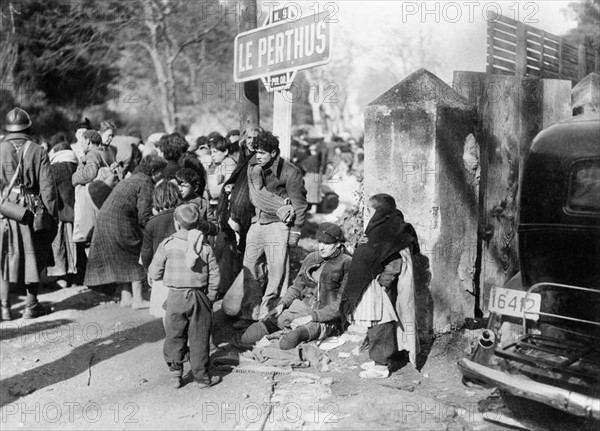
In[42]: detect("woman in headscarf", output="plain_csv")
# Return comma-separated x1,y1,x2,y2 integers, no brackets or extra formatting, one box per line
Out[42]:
339,193,420,379
84,155,166,308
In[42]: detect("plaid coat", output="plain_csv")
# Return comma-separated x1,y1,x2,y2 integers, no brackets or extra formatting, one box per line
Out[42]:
84,172,154,286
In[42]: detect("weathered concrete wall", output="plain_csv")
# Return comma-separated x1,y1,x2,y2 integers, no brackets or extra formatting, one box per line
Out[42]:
572,73,599,115
453,71,571,313
364,69,478,336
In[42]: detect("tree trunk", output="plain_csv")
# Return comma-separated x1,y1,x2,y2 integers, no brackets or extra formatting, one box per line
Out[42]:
238,0,259,130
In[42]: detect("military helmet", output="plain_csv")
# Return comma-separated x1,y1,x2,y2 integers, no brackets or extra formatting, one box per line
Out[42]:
5,107,32,132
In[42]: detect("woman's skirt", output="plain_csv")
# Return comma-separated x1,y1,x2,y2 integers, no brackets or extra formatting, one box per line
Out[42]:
47,221,77,277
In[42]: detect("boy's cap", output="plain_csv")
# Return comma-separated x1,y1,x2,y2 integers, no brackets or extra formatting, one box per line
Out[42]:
316,222,345,244
174,204,200,230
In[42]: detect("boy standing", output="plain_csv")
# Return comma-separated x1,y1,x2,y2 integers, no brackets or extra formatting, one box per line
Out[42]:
148,204,221,388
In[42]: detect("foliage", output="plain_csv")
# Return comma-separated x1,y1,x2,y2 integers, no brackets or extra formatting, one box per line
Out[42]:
564,0,600,51
116,0,238,132
340,176,365,252
2,0,120,114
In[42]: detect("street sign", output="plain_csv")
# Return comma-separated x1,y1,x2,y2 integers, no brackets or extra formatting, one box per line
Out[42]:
261,71,297,92
234,10,331,86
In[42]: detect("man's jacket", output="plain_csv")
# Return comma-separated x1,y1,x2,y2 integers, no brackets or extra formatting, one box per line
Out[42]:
279,249,352,322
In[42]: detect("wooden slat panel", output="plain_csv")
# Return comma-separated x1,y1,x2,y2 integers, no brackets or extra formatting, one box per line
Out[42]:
558,37,564,78
528,31,560,50
487,21,495,74
544,32,560,44
491,66,514,76
494,20,517,36
526,40,559,57
562,42,578,58
540,53,560,67
562,63,579,76
541,63,559,75
493,56,517,71
541,70,560,79
493,29,517,45
496,14,518,26
495,47,517,62
526,38,542,51
526,49,542,62
494,38,517,53
528,25,561,44
563,52,579,65
543,37,560,51
526,66,541,77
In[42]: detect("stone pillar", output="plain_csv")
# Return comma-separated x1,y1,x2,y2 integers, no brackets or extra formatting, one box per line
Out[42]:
452,71,571,314
364,68,478,336
572,73,599,116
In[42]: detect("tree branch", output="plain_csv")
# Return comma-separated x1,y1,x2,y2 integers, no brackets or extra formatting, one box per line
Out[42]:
168,21,220,64
120,40,153,56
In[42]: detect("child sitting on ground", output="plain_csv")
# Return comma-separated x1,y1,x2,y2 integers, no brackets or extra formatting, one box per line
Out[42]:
148,204,221,389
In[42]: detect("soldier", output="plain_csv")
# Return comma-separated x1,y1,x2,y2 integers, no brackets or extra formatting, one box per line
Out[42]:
0,108,58,320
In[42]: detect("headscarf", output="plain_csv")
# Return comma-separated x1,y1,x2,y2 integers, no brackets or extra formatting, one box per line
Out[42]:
339,208,419,317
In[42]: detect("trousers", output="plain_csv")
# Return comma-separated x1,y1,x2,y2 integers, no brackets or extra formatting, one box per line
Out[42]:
242,221,290,320
163,288,212,381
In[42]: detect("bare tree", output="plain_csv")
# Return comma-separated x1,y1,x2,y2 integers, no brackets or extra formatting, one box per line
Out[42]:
119,0,225,132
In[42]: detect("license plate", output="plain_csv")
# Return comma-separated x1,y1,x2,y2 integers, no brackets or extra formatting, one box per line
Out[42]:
489,287,541,321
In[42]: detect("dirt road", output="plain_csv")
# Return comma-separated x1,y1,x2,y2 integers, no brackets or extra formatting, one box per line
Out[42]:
0,281,519,431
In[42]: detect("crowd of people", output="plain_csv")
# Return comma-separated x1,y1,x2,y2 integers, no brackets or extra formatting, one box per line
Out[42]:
0,107,419,389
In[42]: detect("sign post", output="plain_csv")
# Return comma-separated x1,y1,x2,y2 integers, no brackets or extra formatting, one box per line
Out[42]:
272,90,293,159
234,7,331,159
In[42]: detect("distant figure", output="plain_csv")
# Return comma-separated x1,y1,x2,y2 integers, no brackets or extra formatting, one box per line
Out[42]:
301,141,327,213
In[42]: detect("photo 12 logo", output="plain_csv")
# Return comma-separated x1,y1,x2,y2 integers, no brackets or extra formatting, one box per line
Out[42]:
400,1,539,24
1,402,139,424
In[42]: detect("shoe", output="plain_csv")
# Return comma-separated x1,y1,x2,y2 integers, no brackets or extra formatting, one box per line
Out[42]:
232,319,255,330
359,365,390,379
360,361,376,370
22,302,51,319
1,301,13,321
195,376,222,389
56,279,69,289
173,376,184,389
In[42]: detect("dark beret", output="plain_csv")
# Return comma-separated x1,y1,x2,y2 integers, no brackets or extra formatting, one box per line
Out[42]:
315,222,345,244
